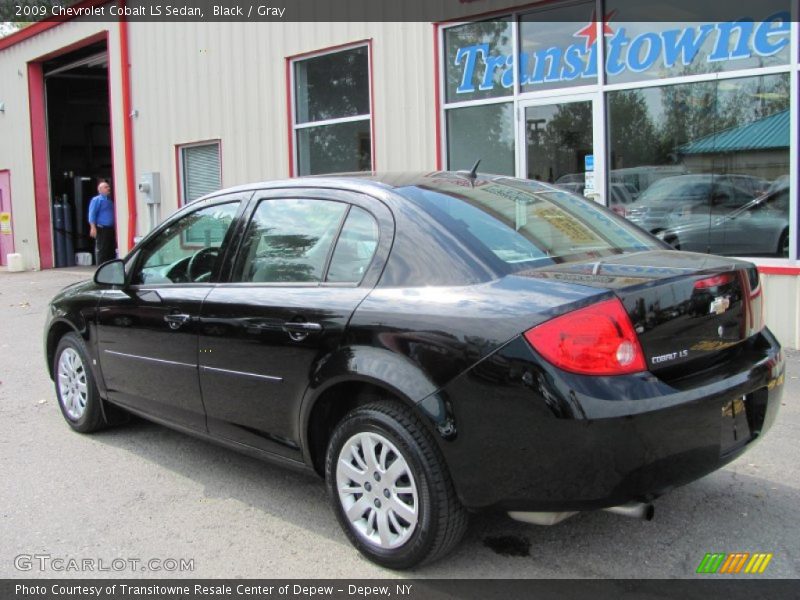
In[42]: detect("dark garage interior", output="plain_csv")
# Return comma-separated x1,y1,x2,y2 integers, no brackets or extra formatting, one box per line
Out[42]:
43,41,112,267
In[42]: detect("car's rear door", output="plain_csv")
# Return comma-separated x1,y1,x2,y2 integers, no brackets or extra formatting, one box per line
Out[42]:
95,196,246,430
197,188,393,459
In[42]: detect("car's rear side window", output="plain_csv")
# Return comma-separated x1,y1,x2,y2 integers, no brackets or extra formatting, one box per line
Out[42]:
326,206,379,283
235,198,347,283
399,178,658,272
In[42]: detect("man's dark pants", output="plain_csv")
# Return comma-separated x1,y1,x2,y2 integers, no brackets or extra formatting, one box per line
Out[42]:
95,225,116,264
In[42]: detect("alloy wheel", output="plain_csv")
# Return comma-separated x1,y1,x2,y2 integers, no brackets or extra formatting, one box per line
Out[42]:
57,347,88,421
336,431,419,549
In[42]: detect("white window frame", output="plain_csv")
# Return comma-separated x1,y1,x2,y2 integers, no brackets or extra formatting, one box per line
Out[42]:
437,3,800,261
177,140,222,207
289,41,374,176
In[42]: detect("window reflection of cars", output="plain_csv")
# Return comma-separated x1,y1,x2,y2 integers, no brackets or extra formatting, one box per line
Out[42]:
722,174,769,198
555,172,584,185
660,183,790,257
617,181,639,201
556,182,584,196
554,181,632,216
766,174,789,195
609,165,688,196
608,183,634,216
626,174,754,235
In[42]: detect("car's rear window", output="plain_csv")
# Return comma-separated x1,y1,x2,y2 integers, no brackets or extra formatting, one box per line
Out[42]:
399,177,659,273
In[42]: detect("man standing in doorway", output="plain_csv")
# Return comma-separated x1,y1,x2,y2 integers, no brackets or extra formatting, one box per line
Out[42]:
88,181,116,265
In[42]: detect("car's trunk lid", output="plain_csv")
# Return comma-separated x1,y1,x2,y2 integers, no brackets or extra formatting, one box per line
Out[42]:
518,250,762,373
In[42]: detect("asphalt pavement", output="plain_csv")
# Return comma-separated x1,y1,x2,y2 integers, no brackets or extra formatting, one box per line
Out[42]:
1,267,798,579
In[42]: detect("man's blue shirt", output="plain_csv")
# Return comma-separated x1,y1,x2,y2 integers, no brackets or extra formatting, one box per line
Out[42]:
88,194,114,227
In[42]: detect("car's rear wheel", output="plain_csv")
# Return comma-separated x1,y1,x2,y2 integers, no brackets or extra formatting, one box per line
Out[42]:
325,400,467,569
54,332,105,433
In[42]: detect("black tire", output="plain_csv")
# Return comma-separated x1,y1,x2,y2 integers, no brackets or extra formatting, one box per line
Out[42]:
778,229,789,257
325,400,467,569
53,332,105,433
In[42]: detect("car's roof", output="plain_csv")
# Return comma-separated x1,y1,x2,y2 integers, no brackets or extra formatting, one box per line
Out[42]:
192,171,566,205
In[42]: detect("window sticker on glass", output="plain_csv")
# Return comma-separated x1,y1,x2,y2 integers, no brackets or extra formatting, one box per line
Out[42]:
532,206,599,244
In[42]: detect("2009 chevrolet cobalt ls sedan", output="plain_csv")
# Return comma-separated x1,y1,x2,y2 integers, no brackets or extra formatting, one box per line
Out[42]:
45,172,784,569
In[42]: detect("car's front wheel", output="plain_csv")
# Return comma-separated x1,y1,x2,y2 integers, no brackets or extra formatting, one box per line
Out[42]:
54,332,105,433
325,401,467,569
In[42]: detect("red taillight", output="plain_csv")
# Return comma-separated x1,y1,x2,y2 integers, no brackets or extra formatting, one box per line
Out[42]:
523,298,646,376
694,273,734,289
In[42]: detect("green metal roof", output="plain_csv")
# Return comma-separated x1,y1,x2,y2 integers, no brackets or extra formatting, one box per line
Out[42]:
679,110,789,155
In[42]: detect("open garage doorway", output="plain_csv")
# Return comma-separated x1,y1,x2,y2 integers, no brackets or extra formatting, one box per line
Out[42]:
42,40,113,267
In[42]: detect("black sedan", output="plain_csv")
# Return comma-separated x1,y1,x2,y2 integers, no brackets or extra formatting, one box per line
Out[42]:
45,172,784,569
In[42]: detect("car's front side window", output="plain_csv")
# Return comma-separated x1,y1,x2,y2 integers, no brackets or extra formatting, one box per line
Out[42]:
235,198,348,283
132,202,240,285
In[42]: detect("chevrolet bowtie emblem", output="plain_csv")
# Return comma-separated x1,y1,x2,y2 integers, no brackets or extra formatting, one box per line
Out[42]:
709,296,731,315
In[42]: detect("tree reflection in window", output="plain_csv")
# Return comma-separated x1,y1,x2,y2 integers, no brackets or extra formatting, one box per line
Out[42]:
237,199,347,283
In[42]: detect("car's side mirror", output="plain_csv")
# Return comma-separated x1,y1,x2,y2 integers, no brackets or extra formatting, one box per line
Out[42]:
94,259,126,286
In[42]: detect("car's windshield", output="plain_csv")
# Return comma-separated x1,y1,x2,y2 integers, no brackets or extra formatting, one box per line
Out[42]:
399,177,659,273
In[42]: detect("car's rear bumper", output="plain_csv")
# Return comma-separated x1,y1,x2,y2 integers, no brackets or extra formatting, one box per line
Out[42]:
421,329,784,511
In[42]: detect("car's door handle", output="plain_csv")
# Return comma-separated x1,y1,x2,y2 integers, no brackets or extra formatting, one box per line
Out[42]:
282,321,322,340
164,313,192,329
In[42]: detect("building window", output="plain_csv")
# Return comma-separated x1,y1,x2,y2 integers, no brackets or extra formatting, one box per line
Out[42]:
443,19,515,175
291,44,373,175
518,1,597,93
608,73,790,257
603,3,792,85
444,18,513,103
179,142,221,205
439,4,796,259
446,103,515,175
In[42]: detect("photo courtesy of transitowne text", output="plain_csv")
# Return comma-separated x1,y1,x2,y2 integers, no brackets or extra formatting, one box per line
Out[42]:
14,584,413,596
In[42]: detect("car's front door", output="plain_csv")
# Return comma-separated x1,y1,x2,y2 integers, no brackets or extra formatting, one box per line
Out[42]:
95,197,244,429
197,189,393,459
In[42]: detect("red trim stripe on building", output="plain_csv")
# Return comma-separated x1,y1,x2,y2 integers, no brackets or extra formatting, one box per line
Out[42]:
0,0,110,52
433,23,442,171
757,265,800,276
26,63,52,269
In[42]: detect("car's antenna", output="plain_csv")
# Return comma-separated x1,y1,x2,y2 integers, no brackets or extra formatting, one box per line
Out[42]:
457,159,482,186
468,159,481,180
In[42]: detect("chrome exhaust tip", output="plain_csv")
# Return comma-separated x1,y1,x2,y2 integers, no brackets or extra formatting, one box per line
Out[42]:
602,501,655,521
